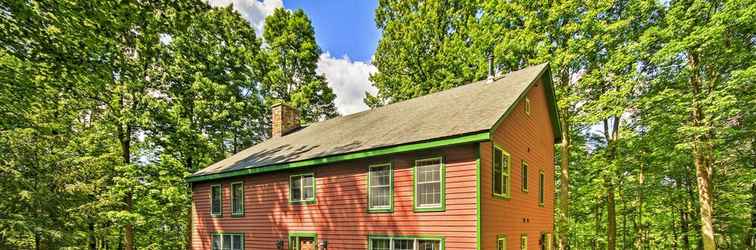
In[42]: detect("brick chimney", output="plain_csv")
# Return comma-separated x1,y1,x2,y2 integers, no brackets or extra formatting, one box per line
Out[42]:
271,103,300,137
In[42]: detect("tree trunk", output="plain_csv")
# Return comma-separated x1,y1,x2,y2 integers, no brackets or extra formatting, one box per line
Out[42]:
557,80,571,250
687,52,716,250
119,122,134,250
607,182,617,250
89,222,96,250
748,183,755,247
636,162,645,250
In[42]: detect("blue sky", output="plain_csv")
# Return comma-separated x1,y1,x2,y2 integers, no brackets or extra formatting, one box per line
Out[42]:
207,0,380,115
285,0,380,62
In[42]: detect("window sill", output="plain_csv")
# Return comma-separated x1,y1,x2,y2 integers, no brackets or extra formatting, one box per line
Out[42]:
493,194,511,200
289,199,317,205
368,207,393,213
413,205,445,212
231,213,244,218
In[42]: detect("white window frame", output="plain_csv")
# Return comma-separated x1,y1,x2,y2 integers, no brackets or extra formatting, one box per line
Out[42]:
210,184,222,217
289,173,315,203
368,236,444,250
413,157,445,211
368,163,393,212
211,233,244,250
230,181,244,216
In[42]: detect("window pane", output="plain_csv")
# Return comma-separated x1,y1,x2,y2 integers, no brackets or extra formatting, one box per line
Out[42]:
370,239,390,250
493,149,503,194
211,185,221,214
222,235,231,250
302,175,314,200
522,164,528,191
291,176,301,201
232,183,243,214
416,159,441,207
418,240,440,250
539,172,545,204
369,166,391,208
393,239,414,250
212,235,221,250
232,235,242,250
498,238,506,250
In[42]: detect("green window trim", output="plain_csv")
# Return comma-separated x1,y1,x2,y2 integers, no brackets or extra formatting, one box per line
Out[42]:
230,181,244,217
288,231,317,250
520,234,527,250
210,184,222,217
367,234,445,250
289,173,316,204
521,161,529,193
211,232,244,250
538,169,545,207
412,156,446,212
368,163,394,213
497,234,507,250
492,144,511,199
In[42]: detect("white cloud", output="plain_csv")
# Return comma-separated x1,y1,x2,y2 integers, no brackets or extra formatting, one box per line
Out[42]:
317,53,378,115
205,0,379,115
206,0,283,35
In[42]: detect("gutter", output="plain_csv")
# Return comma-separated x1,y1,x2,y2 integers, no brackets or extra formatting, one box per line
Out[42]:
186,131,491,183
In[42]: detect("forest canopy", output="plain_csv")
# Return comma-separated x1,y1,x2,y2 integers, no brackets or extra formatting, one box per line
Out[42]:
1,0,754,250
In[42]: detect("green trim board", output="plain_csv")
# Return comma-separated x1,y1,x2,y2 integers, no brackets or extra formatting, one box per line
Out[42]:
475,143,482,250
210,184,222,217
367,163,394,213
288,231,317,250
289,173,316,204
367,234,445,250
187,131,490,183
230,181,244,217
412,156,446,212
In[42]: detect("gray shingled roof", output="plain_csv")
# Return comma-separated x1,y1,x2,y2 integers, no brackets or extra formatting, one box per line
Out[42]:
191,63,552,177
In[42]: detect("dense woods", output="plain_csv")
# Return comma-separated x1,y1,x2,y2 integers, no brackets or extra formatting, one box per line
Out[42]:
0,0,753,249
0,1,335,249
370,0,754,249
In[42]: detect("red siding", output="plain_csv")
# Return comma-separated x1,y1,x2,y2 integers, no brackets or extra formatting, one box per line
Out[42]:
481,78,556,250
191,144,478,250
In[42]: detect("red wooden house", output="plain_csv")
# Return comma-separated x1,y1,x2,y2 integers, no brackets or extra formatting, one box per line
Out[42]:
187,63,562,250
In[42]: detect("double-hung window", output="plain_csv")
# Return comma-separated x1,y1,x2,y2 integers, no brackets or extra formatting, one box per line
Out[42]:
539,170,545,206
210,184,222,216
368,163,393,212
493,145,511,198
231,182,244,216
368,236,443,250
290,173,315,203
525,97,531,115
414,157,444,211
520,234,527,250
211,233,243,250
497,235,507,250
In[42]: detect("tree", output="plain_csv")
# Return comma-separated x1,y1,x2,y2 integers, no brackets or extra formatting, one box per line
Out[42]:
367,0,483,107
262,8,338,123
643,0,756,248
